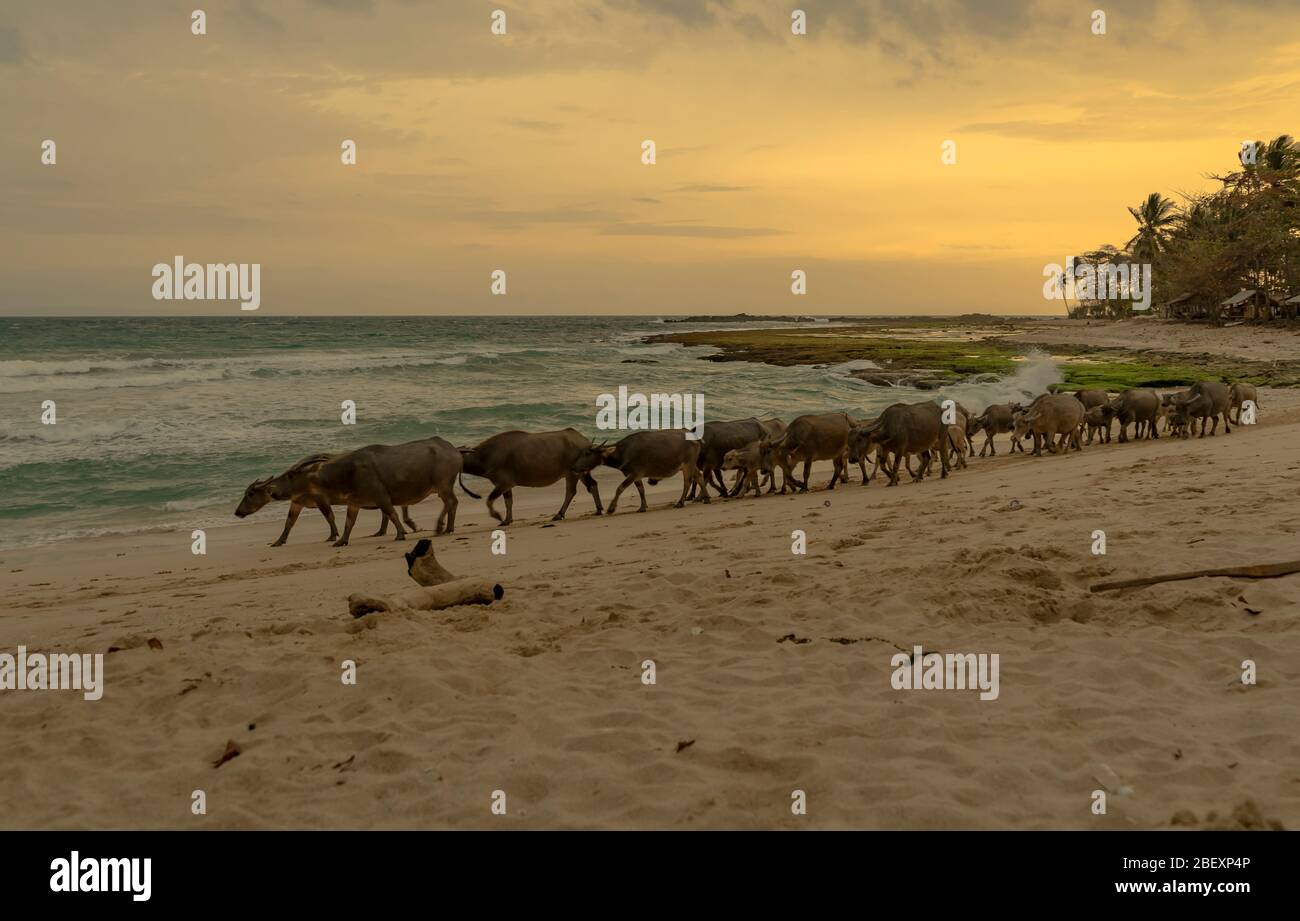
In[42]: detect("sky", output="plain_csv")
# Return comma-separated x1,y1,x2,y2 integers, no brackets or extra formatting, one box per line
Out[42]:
3,0,1299,316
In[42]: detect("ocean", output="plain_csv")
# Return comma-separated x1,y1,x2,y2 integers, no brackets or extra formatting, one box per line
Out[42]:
0,316,1061,549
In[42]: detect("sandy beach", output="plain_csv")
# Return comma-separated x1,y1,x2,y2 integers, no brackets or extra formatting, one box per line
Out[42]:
2,363,1297,830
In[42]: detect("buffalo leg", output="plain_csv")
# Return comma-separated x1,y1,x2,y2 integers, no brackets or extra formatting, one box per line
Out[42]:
436,489,457,534
334,505,360,547
375,494,406,540
886,453,902,487
608,474,637,514
581,473,604,515
402,506,419,531
800,457,813,492
271,501,304,547
318,504,339,542
554,473,579,520
695,468,712,504
676,469,692,508
693,468,711,499
1222,412,1231,434
488,481,512,525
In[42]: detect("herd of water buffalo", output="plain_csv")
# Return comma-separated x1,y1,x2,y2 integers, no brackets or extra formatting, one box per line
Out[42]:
232,379,1259,548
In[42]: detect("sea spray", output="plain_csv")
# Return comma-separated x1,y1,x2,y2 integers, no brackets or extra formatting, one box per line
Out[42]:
942,352,1064,412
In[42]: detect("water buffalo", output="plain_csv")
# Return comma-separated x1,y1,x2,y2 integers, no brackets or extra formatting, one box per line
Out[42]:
234,452,423,547
848,401,949,486
762,412,856,492
573,430,706,514
235,453,342,546
945,424,970,469
721,441,768,498
944,401,978,458
1012,394,1084,456
1229,383,1259,425
692,417,785,499
1082,404,1115,445
236,437,462,547
971,403,1022,457
1074,389,1110,410
1169,381,1232,438
1110,388,1161,443
459,428,603,526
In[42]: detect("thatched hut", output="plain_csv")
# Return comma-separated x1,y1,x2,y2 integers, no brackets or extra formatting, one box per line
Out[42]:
1157,292,1197,319
1220,288,1284,320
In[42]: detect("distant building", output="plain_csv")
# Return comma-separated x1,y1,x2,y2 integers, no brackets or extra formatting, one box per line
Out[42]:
1157,292,1198,319
1220,288,1284,320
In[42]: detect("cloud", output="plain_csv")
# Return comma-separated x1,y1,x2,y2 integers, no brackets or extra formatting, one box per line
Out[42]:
672,183,755,192
454,207,624,227
610,0,719,26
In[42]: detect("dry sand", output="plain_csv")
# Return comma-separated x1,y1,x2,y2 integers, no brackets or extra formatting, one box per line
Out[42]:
1011,317,1300,364
2,392,1298,830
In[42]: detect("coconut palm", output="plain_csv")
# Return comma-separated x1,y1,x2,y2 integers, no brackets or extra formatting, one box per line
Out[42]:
1126,193,1179,262
1261,134,1297,172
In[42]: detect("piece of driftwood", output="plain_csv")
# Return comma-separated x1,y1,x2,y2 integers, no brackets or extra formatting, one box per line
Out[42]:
349,578,504,618
1089,559,1300,593
405,538,458,587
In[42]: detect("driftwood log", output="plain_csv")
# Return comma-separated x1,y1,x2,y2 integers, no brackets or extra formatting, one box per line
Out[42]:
349,579,504,618
1089,559,1300,593
348,539,504,617
405,538,458,587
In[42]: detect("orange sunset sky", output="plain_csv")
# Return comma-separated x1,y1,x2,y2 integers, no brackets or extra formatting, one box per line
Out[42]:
3,0,1299,315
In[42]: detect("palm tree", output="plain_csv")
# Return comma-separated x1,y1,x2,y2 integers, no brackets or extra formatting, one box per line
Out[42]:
1060,255,1080,317
1126,193,1179,262
1260,134,1297,173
